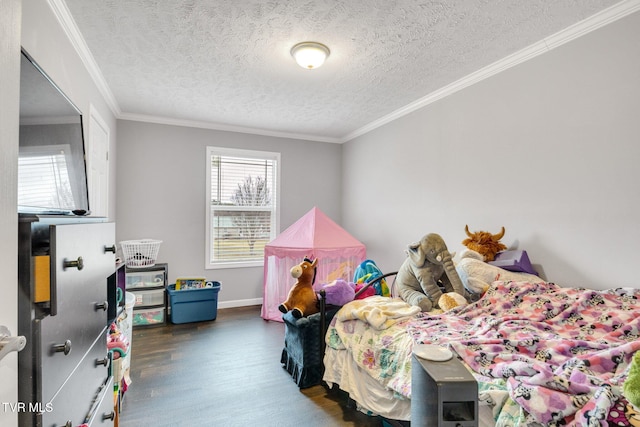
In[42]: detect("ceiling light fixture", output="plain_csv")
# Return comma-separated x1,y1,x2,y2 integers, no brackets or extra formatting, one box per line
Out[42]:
290,42,330,69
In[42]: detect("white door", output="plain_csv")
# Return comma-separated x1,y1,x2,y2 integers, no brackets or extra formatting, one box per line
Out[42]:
87,105,110,218
1,1,21,426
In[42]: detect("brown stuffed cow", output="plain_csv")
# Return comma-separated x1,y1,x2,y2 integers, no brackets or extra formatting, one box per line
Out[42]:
278,257,319,319
462,225,507,262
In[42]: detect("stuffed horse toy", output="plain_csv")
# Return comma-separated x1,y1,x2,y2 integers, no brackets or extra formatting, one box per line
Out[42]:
278,257,319,319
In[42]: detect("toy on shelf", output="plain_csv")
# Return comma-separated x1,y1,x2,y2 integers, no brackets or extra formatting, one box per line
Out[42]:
175,277,207,290
107,321,129,359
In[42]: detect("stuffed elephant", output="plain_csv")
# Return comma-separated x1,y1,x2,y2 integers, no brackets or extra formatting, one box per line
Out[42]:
396,233,465,312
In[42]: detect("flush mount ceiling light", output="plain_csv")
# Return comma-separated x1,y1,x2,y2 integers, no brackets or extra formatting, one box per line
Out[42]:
290,42,330,69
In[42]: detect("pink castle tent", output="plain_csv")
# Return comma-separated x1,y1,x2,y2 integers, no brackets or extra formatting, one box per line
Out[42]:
261,207,366,321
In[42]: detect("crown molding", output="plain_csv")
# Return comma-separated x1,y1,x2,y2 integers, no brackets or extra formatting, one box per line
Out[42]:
48,0,121,116
118,112,342,143
341,0,640,143
50,0,639,144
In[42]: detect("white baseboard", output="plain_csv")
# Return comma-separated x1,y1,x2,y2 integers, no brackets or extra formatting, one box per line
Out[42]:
218,298,263,309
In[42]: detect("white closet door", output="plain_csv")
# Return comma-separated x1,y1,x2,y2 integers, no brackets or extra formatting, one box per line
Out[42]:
1,2,21,426
87,105,110,217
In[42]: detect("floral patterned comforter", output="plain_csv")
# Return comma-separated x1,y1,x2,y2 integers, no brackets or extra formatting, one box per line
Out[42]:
326,281,640,426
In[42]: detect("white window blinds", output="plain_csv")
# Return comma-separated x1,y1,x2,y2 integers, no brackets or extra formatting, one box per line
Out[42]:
206,147,279,268
18,145,75,210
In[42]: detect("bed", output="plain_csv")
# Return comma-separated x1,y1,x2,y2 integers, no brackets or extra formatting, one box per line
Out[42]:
323,279,640,426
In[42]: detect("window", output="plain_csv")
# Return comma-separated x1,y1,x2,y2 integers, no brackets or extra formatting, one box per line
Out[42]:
18,144,75,210
206,147,280,269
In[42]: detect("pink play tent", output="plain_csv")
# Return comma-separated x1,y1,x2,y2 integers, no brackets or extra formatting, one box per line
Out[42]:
261,207,366,321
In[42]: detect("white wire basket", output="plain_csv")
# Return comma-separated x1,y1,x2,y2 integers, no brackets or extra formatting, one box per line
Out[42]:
120,239,162,268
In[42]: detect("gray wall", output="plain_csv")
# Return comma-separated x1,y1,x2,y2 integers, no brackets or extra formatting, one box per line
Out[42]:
116,121,343,306
342,11,640,290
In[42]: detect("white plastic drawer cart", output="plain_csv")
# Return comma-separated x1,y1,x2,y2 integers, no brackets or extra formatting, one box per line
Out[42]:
125,263,168,327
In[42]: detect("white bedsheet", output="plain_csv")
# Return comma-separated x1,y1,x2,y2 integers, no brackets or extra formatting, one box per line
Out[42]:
323,344,411,421
324,345,496,425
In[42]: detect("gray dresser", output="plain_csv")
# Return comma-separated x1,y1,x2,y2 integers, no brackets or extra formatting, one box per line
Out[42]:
18,215,116,427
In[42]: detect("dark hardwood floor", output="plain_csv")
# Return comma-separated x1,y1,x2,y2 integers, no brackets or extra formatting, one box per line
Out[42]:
118,305,383,427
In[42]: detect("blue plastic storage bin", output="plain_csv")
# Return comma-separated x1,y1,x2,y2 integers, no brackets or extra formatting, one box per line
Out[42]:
167,282,221,324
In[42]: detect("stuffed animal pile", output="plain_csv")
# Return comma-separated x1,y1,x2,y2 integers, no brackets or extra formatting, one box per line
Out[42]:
394,226,545,313
278,256,394,319
280,226,544,317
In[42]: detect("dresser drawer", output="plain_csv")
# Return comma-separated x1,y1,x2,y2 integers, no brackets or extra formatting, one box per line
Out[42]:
131,287,165,307
49,222,115,317
87,376,115,427
126,269,165,289
40,222,115,402
42,329,111,427
132,306,166,326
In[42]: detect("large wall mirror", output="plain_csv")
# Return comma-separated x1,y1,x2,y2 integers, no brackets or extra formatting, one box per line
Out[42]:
19,49,90,215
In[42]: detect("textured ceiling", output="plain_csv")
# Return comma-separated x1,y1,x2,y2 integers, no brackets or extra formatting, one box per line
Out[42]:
60,0,624,142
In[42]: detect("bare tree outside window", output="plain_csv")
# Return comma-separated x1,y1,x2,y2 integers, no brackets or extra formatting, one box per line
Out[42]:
230,176,272,255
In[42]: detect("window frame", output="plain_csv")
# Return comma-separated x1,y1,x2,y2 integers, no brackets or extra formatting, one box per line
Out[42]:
205,146,280,270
